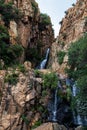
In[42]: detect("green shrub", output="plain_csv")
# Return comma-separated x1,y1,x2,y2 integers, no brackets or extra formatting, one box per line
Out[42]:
34,69,42,77
0,24,24,67
37,105,44,112
1,43,24,66
0,1,21,26
17,64,26,73
40,13,51,25
7,44,24,59
66,34,87,115
59,20,63,25
26,47,42,66
74,76,87,116
39,13,51,31
66,34,87,79
21,115,29,125
66,87,72,101
57,51,66,65
42,72,58,89
58,41,65,48
5,73,18,85
42,90,47,97
64,10,68,15
31,0,38,14
72,3,75,6
77,75,87,98
0,25,9,41
31,120,42,129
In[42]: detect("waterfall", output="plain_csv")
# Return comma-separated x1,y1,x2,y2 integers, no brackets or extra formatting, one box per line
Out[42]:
52,87,58,121
48,86,59,122
48,81,62,122
71,82,87,126
39,48,50,69
72,84,77,97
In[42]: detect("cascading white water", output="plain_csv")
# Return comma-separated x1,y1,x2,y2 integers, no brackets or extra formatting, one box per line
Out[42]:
45,48,50,59
40,59,47,69
52,87,58,121
39,48,50,69
71,83,87,126
48,81,62,122
72,84,77,97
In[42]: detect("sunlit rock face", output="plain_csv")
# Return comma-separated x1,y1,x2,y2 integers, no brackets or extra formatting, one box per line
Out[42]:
33,123,67,130
0,0,54,65
0,63,46,130
50,0,87,75
58,0,87,47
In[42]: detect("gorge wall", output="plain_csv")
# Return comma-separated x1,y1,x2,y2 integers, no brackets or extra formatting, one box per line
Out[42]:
0,62,52,130
50,0,87,75
0,0,87,130
0,0,54,66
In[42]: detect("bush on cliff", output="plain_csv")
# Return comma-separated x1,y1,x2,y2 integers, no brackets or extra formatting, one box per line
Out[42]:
42,72,58,89
66,34,87,79
0,43,24,66
57,50,66,65
0,0,21,26
39,13,51,31
31,0,38,14
66,34,87,114
5,72,18,85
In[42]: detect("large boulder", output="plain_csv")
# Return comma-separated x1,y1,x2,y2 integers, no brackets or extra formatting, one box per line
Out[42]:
33,123,67,130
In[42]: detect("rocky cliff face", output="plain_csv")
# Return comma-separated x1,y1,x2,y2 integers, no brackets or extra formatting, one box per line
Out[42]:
0,64,51,130
0,0,54,66
13,0,54,64
58,0,87,47
50,0,87,75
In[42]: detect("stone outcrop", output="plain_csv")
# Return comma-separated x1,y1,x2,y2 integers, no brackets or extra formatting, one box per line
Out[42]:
33,123,81,130
50,0,87,75
58,0,87,46
10,0,54,63
33,123,67,130
0,0,54,66
0,62,52,130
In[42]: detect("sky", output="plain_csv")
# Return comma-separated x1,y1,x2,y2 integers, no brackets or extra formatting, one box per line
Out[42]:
36,0,76,37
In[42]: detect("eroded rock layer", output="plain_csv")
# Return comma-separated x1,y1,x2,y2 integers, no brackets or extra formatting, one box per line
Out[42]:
50,0,87,75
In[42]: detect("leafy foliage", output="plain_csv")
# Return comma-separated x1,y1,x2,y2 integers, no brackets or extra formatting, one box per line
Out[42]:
57,51,66,65
34,69,42,77
39,13,51,31
66,34,87,79
21,115,29,125
17,64,26,73
31,120,42,129
42,72,58,89
31,0,38,14
0,25,9,41
75,76,87,116
0,2,23,67
0,0,21,26
66,34,87,115
5,73,18,85
0,43,24,66
26,47,42,66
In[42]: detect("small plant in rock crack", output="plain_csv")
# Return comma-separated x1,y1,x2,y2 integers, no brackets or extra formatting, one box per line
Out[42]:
31,120,42,129
5,73,19,85
21,115,29,125
42,72,58,90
